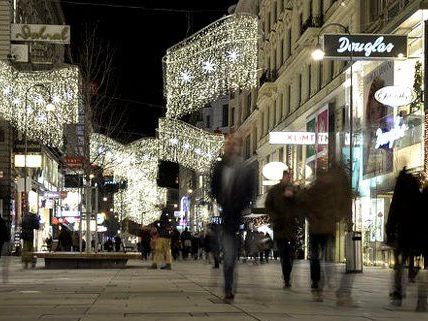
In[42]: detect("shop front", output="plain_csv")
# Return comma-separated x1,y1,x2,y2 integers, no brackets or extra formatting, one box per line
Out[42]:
350,13,425,266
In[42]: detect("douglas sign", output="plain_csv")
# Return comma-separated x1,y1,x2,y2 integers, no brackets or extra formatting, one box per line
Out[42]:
323,34,407,59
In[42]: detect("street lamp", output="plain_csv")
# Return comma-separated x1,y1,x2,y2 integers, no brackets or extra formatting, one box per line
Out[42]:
311,23,354,191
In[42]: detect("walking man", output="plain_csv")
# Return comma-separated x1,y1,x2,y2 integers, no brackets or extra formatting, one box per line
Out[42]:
265,170,302,288
21,214,40,268
211,134,256,303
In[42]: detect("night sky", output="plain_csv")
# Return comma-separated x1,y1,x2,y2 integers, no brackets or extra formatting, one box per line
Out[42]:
60,0,237,187
61,0,237,140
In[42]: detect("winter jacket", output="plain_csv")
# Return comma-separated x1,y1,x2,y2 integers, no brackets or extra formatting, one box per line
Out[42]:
265,182,303,241
21,214,40,242
0,217,10,243
386,169,425,253
300,166,352,236
211,156,256,234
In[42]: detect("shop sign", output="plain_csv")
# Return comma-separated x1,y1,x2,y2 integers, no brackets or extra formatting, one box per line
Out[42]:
44,191,68,200
64,156,85,169
12,24,70,44
374,86,416,107
269,132,328,145
375,117,408,149
323,34,407,60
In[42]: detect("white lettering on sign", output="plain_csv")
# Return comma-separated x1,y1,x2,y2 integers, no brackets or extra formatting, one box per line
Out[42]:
375,117,408,149
269,132,329,145
374,86,416,107
337,36,395,57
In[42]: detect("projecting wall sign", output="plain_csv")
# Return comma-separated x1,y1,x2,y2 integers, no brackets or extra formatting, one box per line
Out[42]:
11,24,70,44
375,117,408,149
374,86,416,107
323,34,407,60
269,132,328,145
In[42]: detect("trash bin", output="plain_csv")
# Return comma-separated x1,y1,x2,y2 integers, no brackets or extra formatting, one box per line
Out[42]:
345,231,363,273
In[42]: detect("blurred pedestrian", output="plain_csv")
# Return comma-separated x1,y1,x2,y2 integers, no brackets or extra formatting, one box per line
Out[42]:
181,227,192,260
263,233,273,263
151,208,173,270
265,170,302,288
71,232,79,252
0,216,9,257
57,225,73,252
300,164,353,304
140,227,151,260
114,234,122,252
21,214,40,268
211,134,256,303
386,168,427,311
171,228,181,260
205,224,220,268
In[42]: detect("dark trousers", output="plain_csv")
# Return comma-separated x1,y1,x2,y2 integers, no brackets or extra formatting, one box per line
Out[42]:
310,234,330,287
277,238,294,282
222,232,239,295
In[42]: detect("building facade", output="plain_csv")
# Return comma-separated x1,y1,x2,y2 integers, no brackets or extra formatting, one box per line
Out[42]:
232,0,427,265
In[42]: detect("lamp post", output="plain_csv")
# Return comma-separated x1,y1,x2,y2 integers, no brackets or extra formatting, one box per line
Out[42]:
312,23,354,201
312,24,363,273
23,84,54,219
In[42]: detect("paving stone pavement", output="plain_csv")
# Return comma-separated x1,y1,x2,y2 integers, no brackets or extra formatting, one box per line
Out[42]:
0,257,426,321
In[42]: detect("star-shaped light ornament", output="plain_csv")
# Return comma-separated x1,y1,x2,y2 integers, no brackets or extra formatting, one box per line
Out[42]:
202,60,216,73
227,50,239,62
180,71,192,84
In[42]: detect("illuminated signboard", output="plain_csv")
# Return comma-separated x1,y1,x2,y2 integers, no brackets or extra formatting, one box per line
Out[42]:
269,132,328,145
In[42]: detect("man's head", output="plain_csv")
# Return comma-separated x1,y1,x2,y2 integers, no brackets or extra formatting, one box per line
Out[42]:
281,170,291,184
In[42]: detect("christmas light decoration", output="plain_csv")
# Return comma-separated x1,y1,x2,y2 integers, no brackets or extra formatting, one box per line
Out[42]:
158,118,224,173
163,14,258,118
0,61,79,147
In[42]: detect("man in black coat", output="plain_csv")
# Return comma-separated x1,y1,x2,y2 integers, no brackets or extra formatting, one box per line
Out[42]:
0,216,10,259
211,134,256,302
21,214,40,268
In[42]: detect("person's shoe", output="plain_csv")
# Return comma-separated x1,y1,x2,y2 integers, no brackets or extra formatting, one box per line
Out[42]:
390,298,402,307
150,263,158,269
312,289,324,302
283,281,291,289
416,299,428,312
336,296,358,307
160,264,172,270
223,293,235,304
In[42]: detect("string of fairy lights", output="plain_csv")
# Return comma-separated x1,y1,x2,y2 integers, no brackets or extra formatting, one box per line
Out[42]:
0,61,79,147
163,14,258,118
89,14,258,224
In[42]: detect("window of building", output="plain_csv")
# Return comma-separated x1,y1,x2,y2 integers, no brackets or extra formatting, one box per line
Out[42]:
319,61,323,89
222,105,228,127
273,2,277,23
252,127,257,154
231,107,235,126
278,93,283,120
273,99,277,126
287,28,292,58
245,135,251,159
272,49,277,71
308,64,312,98
330,60,335,80
261,111,265,135
267,13,271,32
298,73,302,105
0,128,5,142
282,37,287,63
246,92,251,118
287,85,291,115
278,42,283,68
299,13,303,36
279,147,284,163
206,115,211,129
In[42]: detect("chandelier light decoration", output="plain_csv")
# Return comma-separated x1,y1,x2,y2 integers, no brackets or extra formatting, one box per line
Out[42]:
163,14,258,118
0,61,79,147
158,118,224,173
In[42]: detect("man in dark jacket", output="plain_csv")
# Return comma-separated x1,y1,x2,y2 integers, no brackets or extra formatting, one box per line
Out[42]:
211,134,256,302
300,165,353,304
151,208,173,270
265,170,302,288
21,214,40,268
57,225,73,251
